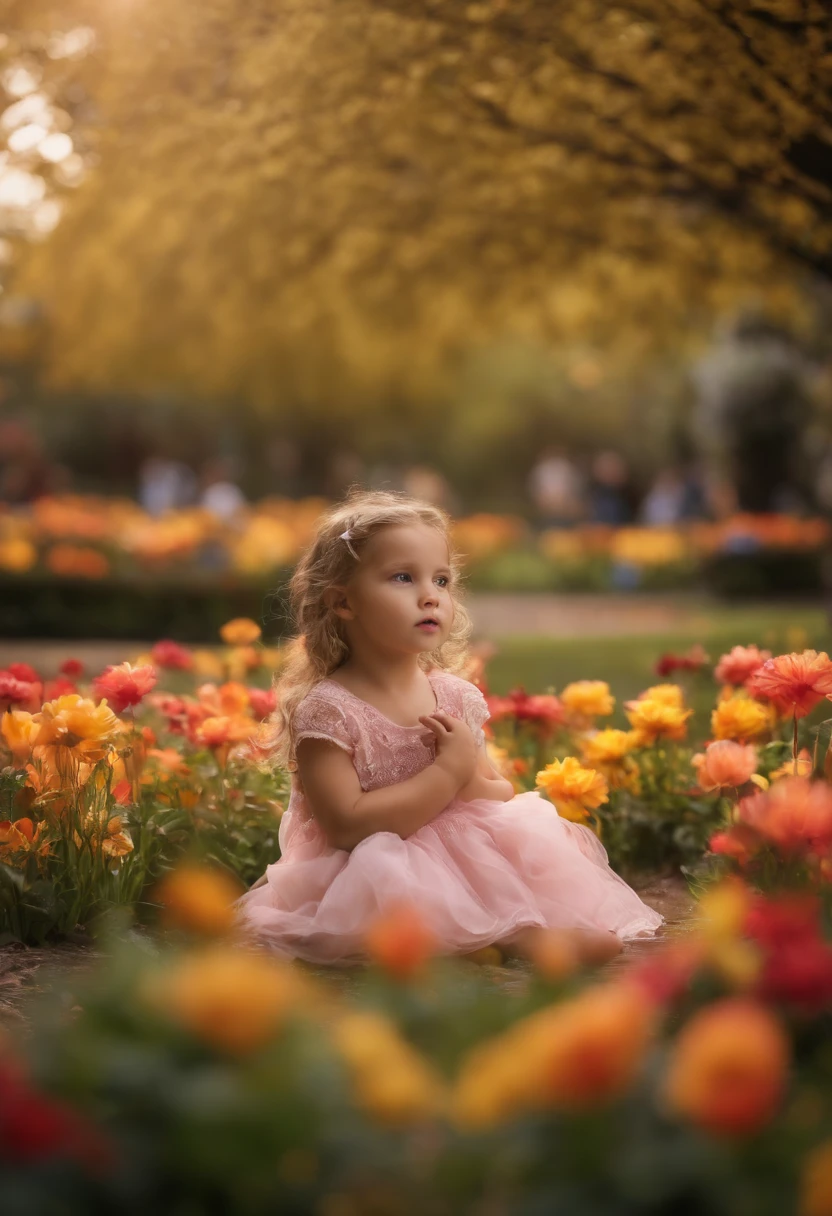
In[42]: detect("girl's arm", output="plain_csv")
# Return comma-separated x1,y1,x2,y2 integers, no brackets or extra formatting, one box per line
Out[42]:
457,744,515,803
297,711,478,852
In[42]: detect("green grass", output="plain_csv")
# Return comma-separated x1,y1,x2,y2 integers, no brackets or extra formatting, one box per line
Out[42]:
487,604,831,724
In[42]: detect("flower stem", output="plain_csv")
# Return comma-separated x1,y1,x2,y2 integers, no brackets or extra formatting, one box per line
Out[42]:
793,714,799,775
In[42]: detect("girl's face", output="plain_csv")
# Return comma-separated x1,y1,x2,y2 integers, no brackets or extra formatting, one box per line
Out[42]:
333,523,455,658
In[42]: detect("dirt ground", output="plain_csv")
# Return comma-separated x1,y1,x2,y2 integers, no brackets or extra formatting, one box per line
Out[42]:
0,874,694,1030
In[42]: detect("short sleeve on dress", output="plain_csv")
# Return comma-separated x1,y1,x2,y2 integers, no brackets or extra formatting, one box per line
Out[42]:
459,680,490,747
293,691,355,756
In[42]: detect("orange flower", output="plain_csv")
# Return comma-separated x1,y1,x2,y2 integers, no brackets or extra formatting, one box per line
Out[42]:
535,756,608,823
452,981,655,1128
736,776,832,854
92,662,158,713
197,715,258,750
692,741,758,792
560,681,615,724
800,1139,832,1216
0,817,49,865
747,650,832,720
625,698,692,746
33,694,120,764
154,865,244,936
44,544,110,579
711,694,773,742
664,998,789,1136
197,681,250,717
220,618,262,646
714,645,772,687
144,947,307,1056
365,904,438,980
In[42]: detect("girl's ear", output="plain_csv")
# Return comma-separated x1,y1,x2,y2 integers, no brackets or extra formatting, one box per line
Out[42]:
327,584,355,621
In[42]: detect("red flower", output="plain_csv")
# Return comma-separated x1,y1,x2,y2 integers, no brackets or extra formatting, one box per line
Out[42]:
655,644,709,678
248,687,277,719
714,645,771,687
0,1060,112,1173
150,639,194,671
112,779,133,805
487,688,565,730
708,826,760,866
744,894,832,1011
43,676,78,701
59,658,85,678
744,893,821,949
7,662,39,683
92,662,158,713
746,650,832,719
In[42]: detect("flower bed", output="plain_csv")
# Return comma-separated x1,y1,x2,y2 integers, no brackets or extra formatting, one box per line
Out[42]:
0,495,828,639
4,633,832,1210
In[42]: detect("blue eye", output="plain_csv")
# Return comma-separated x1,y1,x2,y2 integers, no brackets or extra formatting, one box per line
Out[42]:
436,576,450,587
392,573,412,583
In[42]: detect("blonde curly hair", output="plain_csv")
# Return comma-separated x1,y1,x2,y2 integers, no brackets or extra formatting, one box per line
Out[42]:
265,488,472,770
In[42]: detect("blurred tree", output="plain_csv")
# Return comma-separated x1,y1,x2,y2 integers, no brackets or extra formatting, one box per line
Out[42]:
2,0,831,409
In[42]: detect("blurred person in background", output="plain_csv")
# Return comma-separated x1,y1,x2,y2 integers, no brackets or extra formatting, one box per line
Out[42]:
639,463,709,526
0,417,67,503
138,452,198,516
265,435,303,499
587,450,635,526
527,444,585,529
200,455,248,524
402,464,456,513
326,449,367,498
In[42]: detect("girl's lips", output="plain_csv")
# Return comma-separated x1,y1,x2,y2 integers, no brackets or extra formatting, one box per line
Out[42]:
417,621,440,632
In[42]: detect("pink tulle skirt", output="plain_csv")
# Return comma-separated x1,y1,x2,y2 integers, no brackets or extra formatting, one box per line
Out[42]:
236,791,663,964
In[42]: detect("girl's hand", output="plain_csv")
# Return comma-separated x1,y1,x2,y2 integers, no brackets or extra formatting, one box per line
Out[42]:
419,711,478,790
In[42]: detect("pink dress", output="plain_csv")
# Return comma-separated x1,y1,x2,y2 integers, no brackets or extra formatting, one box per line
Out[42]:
236,670,663,963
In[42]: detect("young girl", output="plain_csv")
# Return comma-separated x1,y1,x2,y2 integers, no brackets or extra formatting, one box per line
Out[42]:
237,490,662,965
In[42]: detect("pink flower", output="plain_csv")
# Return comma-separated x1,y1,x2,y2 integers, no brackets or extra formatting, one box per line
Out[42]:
714,645,771,687
746,650,832,719
150,640,194,671
0,673,37,707
692,740,758,792
92,663,158,713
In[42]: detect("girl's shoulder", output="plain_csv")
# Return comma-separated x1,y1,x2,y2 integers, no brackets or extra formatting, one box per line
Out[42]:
293,681,357,754
430,669,490,741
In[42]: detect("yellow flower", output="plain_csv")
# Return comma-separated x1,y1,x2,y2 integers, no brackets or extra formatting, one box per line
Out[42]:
191,649,225,679
625,698,692,746
144,946,308,1055
769,748,812,782
711,694,773,742
639,683,685,708
33,694,121,764
0,537,37,572
580,728,637,766
220,617,262,646
536,756,609,823
1,710,39,764
0,817,50,867
561,681,615,722
333,1011,446,1125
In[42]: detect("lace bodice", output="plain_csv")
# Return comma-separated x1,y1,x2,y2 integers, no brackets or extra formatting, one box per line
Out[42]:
282,670,490,839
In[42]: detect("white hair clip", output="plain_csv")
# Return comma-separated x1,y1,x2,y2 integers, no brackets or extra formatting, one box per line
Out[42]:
339,528,359,560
